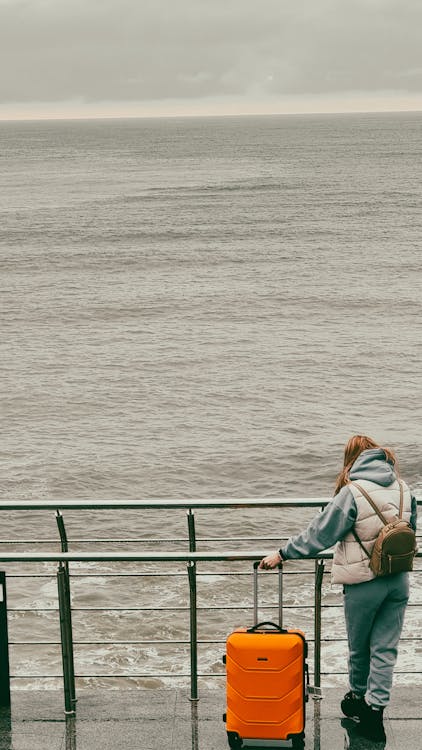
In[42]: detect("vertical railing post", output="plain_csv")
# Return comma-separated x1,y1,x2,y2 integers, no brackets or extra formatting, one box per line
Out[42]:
187,509,198,702
313,558,325,699
0,571,11,707
58,564,75,714
56,511,76,714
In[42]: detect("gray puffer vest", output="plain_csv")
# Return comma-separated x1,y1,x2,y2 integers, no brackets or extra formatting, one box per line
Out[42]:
331,479,412,585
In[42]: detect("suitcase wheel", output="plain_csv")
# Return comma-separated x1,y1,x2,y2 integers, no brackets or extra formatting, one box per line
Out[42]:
227,731,243,749
292,731,305,749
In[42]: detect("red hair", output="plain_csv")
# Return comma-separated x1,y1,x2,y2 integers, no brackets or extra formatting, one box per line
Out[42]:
334,435,398,495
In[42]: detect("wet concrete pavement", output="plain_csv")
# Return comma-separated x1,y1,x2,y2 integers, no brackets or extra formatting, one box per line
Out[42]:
0,686,420,750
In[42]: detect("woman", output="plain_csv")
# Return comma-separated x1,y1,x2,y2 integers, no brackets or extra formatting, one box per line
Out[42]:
260,435,418,743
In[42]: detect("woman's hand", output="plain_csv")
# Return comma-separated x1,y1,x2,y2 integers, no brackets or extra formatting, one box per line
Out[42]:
259,551,283,570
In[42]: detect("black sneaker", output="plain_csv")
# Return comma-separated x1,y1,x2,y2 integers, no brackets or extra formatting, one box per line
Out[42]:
356,701,386,743
341,691,366,719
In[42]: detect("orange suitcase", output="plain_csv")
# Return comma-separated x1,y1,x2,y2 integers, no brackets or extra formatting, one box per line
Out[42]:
223,562,308,749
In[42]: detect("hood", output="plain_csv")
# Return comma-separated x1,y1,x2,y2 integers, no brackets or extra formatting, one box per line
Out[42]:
349,448,396,487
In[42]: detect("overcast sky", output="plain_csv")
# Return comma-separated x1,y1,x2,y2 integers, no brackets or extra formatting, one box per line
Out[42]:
1,0,422,119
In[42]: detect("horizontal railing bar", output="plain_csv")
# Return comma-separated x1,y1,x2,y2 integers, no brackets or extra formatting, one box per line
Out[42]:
197,673,422,679
200,674,422,678
1,498,421,511
0,498,329,510
5,570,320,578
9,604,422,618
4,569,422,580
2,605,349,612
8,606,243,612
10,602,422,615
1,538,420,549
7,569,422,578
11,643,183,647
8,676,178,679
9,636,421,646
5,642,231,648
3,573,175,580
0,536,298,545
319,672,422,676
10,644,62,648
8,605,318,612
0,550,421,562
196,672,422,678
189,670,422,680
11,671,422,679
6,605,324,612
0,551,318,562
10,675,211,679
319,637,422,642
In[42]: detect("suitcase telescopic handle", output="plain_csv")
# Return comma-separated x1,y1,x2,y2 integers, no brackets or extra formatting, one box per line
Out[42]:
253,560,283,629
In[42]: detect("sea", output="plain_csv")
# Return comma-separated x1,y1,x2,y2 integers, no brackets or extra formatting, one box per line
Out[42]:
0,111,421,690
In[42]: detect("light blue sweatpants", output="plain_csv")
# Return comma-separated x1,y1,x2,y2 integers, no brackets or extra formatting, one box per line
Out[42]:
343,572,409,708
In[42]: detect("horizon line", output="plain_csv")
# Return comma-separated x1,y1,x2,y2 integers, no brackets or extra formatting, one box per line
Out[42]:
1,106,422,124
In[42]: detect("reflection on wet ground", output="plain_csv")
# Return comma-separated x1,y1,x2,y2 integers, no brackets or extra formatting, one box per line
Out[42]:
0,687,419,749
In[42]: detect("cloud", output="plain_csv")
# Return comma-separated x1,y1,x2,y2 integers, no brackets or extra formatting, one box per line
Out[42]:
0,0,421,114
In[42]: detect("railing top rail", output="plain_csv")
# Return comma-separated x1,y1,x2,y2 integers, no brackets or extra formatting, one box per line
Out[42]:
0,550,421,563
0,498,328,510
0,497,420,510
0,551,323,562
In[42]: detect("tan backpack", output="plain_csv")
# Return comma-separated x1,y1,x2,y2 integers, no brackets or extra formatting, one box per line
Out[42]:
350,480,417,577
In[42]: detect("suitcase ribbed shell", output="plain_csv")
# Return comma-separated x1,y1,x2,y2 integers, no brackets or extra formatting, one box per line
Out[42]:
225,627,306,741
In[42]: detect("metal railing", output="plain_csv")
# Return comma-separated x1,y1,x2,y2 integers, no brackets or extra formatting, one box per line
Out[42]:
0,497,420,714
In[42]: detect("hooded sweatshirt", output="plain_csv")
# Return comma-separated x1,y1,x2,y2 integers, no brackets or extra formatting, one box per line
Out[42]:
280,448,417,584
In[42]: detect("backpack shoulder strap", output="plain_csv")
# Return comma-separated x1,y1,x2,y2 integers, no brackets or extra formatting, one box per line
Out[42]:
398,479,404,519
348,480,407,562
349,481,389,525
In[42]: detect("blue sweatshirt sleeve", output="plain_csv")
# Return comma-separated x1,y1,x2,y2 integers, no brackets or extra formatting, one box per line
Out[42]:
280,486,357,559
